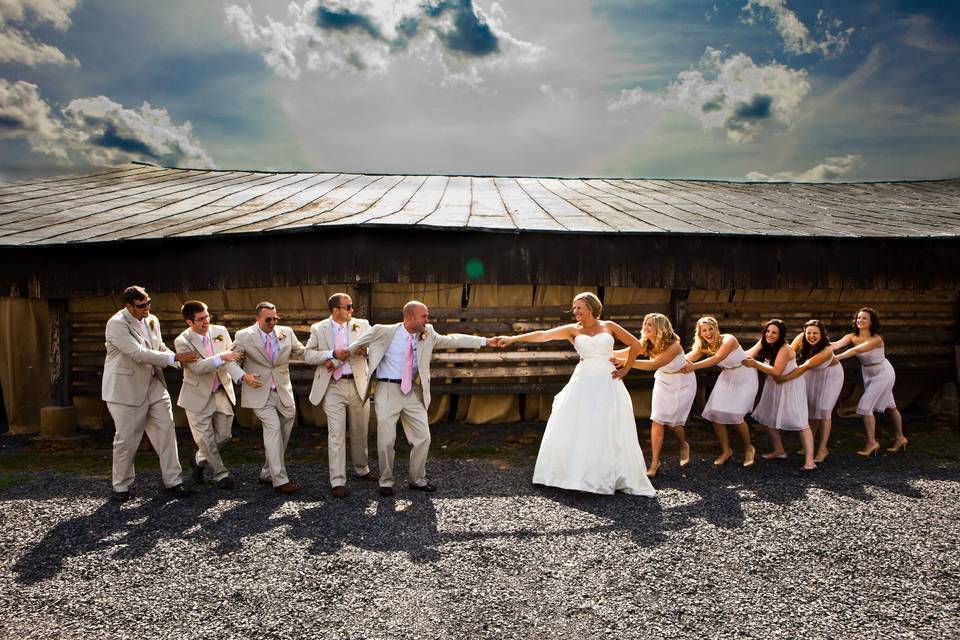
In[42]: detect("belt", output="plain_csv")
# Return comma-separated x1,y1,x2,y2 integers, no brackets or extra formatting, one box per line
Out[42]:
333,373,354,379
719,365,743,370
862,361,885,368
377,378,403,384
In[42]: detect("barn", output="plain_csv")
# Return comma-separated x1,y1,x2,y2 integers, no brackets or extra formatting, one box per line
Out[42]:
1,163,958,435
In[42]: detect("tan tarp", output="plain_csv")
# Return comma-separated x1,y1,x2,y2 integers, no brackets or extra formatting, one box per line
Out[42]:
455,285,529,424
0,297,51,434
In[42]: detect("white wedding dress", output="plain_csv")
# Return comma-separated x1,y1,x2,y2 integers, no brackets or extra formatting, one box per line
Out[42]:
532,332,656,496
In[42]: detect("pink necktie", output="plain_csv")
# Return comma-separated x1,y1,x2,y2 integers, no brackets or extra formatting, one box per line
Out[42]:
203,335,220,392
264,335,277,390
332,324,345,381
400,333,414,394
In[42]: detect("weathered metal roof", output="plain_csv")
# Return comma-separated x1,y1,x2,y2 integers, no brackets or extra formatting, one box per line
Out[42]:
1,163,959,246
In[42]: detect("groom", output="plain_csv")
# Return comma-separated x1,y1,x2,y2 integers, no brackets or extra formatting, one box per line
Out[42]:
337,300,500,496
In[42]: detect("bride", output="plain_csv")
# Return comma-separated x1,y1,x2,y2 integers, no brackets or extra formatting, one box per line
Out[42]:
495,293,656,496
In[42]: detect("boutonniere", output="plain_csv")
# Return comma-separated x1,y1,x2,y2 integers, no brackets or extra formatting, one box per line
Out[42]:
214,335,224,343
148,319,156,331
419,331,426,341
277,331,286,341
351,321,360,332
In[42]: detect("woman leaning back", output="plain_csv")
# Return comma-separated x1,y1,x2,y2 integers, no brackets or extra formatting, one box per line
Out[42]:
774,319,843,463
680,316,758,467
613,313,696,478
831,307,907,456
743,319,817,471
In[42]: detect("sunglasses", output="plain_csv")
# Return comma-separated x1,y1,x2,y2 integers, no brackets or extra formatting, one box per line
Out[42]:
263,317,279,323
337,304,354,310
134,299,152,309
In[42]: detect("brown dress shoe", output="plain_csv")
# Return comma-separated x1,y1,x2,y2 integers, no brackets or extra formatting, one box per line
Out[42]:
379,486,394,497
331,485,347,498
354,471,379,482
274,482,300,495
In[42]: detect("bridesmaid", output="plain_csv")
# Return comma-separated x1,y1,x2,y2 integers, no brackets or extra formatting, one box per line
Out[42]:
681,316,757,467
614,313,696,478
832,307,907,455
775,320,843,463
743,319,816,471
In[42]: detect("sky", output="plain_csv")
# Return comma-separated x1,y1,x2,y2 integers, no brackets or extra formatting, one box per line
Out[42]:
1,0,959,182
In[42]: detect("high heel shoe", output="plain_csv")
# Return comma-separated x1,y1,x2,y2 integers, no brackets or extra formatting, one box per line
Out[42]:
743,446,756,468
814,449,829,464
679,443,691,467
646,461,661,478
886,438,908,453
761,451,787,460
713,451,733,466
857,442,880,457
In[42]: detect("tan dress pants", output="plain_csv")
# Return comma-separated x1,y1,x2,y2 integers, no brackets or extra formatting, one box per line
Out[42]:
375,381,430,488
322,377,371,487
108,376,183,492
255,390,296,487
185,388,234,481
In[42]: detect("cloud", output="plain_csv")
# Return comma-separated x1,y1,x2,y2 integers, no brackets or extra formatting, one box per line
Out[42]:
539,83,579,103
746,153,863,182
609,47,810,143
224,0,542,83
0,78,67,157
0,79,216,168
0,0,80,66
899,14,960,53
741,0,852,58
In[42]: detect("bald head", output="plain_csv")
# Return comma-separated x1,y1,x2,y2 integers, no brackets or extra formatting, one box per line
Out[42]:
402,300,429,333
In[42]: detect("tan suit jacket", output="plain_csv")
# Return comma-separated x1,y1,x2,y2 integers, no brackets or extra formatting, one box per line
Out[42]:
227,324,323,409
174,325,238,413
305,317,371,405
348,323,484,410
102,308,177,406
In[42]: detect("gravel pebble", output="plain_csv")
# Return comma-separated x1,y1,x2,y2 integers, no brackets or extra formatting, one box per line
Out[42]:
1,451,958,639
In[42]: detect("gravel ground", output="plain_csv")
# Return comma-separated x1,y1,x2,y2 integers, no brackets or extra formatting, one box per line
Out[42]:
1,443,959,639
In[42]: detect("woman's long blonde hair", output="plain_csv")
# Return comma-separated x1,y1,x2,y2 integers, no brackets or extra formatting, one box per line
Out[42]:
640,313,679,355
692,316,722,355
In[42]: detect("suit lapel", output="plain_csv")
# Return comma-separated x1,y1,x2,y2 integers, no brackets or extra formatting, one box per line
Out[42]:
124,310,150,348
250,324,271,362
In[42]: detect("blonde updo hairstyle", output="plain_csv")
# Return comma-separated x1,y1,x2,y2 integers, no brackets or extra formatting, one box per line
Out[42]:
572,292,602,319
640,312,679,355
692,316,722,355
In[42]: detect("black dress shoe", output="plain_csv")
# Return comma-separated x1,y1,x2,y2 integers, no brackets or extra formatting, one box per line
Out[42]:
379,486,394,497
163,483,194,498
190,457,206,484
408,481,437,492
332,485,347,498
111,490,131,503
216,477,235,490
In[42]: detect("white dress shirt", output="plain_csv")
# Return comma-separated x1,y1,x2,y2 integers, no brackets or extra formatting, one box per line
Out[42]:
376,327,420,380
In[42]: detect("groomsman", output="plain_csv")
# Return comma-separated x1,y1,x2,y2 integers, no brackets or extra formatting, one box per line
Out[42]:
104,285,199,502
338,301,500,496
305,293,377,498
226,302,323,495
174,300,242,490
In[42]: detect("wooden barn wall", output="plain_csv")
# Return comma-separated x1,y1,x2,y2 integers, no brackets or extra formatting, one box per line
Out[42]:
2,229,959,432
3,230,960,297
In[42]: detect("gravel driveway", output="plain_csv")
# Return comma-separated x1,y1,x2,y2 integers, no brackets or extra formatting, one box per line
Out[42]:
1,448,958,639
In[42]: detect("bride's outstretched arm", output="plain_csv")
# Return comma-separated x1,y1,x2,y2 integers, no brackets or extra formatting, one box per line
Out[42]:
495,324,576,347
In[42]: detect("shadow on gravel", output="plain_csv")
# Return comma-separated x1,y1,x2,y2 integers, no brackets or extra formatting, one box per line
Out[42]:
9,455,959,585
